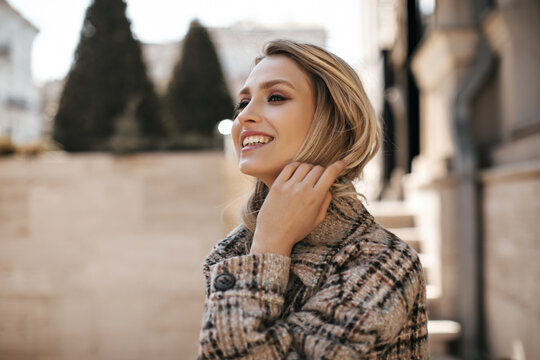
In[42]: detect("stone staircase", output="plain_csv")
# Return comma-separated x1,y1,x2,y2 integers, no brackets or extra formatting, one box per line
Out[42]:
366,201,461,359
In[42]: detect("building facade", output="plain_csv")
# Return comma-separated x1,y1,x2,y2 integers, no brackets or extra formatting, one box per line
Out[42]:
381,0,539,358
0,0,40,144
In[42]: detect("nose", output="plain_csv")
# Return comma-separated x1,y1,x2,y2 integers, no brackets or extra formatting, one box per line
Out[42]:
236,100,262,126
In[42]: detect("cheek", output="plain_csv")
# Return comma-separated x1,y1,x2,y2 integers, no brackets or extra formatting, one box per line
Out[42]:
231,120,241,148
289,109,314,146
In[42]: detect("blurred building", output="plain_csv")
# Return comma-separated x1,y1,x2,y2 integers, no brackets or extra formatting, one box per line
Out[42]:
0,0,41,144
379,0,540,359
141,23,327,96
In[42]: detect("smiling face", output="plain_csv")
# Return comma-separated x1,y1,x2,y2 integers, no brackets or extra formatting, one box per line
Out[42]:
232,55,315,186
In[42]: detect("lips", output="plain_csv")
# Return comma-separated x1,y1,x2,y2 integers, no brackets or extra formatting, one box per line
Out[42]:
240,131,274,149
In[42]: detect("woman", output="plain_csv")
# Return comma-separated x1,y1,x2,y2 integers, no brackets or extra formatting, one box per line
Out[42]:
198,40,428,359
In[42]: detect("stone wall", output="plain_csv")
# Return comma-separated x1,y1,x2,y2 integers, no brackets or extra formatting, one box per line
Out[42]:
0,152,228,360
482,163,540,359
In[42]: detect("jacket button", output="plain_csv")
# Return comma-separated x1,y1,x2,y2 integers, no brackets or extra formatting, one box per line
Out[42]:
214,273,236,291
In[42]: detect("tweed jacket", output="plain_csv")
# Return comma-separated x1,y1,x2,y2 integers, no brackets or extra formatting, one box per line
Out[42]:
198,200,428,359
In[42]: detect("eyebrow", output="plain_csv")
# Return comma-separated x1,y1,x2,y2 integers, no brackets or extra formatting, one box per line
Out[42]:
238,79,296,96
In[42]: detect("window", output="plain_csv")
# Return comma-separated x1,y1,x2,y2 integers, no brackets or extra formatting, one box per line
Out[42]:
0,44,10,61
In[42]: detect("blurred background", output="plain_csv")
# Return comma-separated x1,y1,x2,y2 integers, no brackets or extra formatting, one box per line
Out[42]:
0,0,538,359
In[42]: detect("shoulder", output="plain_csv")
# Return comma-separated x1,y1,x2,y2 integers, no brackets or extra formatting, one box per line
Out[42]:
331,199,421,266
362,223,421,266
320,202,424,285
330,220,425,293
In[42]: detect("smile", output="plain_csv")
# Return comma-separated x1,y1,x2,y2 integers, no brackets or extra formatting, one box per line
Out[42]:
242,135,273,148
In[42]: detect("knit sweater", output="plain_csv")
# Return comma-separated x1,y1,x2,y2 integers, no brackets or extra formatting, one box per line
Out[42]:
198,200,428,359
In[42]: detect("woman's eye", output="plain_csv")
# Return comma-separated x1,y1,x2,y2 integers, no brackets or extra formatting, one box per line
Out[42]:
268,94,288,102
233,100,249,118
234,100,249,112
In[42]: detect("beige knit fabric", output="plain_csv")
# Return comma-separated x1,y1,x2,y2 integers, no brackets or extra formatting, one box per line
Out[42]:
198,200,428,359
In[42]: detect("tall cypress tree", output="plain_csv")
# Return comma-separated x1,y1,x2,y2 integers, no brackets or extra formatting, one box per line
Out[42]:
53,0,165,151
166,20,234,147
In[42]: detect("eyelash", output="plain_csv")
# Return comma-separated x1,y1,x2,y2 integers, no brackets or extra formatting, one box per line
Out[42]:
268,94,288,102
234,94,289,114
235,100,249,111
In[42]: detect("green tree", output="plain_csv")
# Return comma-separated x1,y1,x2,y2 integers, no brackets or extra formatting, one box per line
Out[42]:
166,20,234,148
53,0,165,152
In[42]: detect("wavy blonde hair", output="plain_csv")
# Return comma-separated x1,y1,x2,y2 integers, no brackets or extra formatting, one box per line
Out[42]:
241,40,381,232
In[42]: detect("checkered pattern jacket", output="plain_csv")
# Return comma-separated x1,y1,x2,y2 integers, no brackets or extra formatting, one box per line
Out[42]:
198,201,428,359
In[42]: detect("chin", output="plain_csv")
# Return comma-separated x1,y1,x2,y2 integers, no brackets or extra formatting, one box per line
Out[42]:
238,160,280,184
238,161,262,178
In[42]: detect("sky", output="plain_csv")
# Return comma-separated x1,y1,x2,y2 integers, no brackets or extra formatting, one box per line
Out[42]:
7,0,369,86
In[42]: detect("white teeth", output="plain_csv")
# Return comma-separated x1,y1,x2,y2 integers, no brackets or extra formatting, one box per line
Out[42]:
242,135,272,147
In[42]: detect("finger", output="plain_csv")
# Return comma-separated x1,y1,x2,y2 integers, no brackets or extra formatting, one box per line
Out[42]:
289,163,314,183
314,160,347,192
302,165,325,187
315,191,333,225
274,162,301,184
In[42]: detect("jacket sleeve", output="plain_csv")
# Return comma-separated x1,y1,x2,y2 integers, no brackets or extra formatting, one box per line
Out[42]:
197,248,426,359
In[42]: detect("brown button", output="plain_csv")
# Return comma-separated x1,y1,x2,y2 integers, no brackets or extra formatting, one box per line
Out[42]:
214,273,235,291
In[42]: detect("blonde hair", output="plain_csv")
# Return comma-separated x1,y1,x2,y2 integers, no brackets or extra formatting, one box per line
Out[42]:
241,40,381,231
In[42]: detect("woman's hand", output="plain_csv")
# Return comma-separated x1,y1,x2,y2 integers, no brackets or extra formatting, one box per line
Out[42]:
250,160,347,256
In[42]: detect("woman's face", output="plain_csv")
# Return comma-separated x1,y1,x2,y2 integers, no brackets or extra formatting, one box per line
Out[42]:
232,55,315,186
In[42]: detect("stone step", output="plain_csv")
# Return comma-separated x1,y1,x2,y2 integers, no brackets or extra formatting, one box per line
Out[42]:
428,320,461,357
366,201,415,228
421,255,442,304
419,253,436,270
389,227,422,252
426,284,441,301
